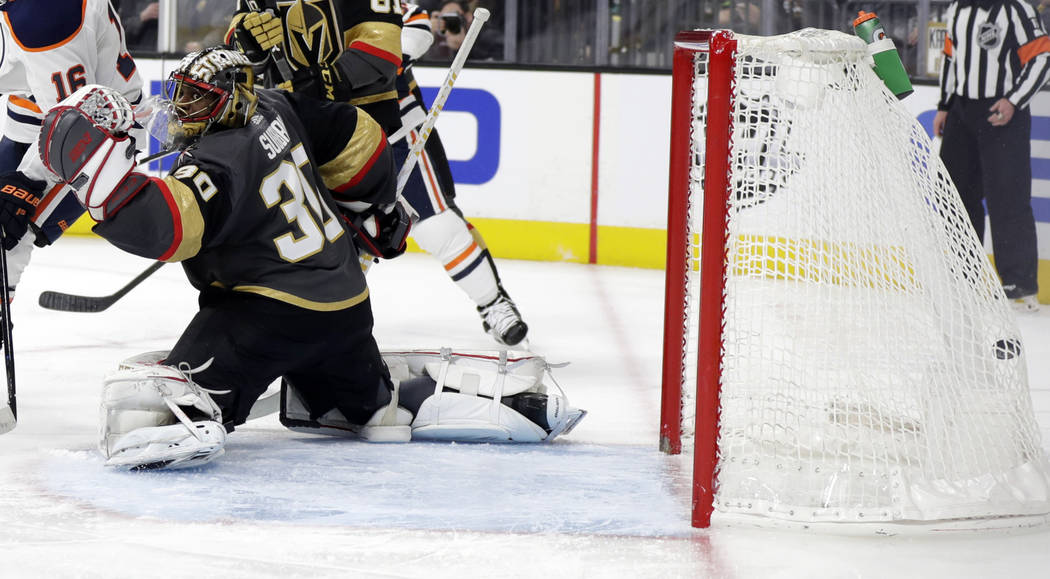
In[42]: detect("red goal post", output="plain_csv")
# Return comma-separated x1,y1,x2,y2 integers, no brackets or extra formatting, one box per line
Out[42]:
661,29,1050,532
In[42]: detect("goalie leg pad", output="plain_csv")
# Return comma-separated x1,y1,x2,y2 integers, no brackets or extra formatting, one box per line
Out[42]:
412,391,548,442
382,348,547,399
411,389,586,443
100,358,226,469
104,422,225,470
384,349,587,442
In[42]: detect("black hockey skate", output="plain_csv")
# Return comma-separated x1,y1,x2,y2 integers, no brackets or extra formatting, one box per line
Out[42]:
478,291,528,346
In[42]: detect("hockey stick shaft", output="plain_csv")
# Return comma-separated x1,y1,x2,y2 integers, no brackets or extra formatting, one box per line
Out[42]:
245,0,294,83
0,235,16,433
394,8,490,197
38,261,165,313
35,144,179,314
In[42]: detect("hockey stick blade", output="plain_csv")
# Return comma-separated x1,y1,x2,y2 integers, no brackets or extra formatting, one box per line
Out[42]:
0,405,14,434
38,261,166,313
37,290,115,313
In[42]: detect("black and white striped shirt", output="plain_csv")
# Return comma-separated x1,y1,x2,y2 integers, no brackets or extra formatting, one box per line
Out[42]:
939,0,1050,110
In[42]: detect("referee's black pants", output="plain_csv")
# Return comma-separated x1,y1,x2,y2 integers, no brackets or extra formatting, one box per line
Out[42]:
940,97,1038,296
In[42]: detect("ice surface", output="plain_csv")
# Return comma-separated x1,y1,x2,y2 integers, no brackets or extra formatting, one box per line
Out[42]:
0,237,1047,578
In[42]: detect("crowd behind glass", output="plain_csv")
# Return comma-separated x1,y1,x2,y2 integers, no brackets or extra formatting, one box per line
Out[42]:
117,0,1050,79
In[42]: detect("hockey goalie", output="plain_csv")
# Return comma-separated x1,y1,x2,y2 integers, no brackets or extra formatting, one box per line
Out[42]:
29,48,585,471
102,348,586,470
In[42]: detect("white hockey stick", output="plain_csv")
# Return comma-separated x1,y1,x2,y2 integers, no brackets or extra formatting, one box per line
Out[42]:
393,7,490,197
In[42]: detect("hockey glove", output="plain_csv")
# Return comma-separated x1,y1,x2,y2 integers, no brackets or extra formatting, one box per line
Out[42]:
345,201,412,260
230,10,284,63
0,171,44,250
40,88,145,221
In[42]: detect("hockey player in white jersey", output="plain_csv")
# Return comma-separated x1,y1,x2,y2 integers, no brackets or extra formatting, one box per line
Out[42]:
395,2,530,347
0,0,145,298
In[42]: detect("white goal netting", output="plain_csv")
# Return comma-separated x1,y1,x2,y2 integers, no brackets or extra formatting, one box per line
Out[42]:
668,29,1050,526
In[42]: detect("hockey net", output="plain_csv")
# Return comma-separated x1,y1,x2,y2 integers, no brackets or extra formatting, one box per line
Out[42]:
661,28,1050,531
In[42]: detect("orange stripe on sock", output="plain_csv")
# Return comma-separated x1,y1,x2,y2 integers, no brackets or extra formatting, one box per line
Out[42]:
444,241,479,271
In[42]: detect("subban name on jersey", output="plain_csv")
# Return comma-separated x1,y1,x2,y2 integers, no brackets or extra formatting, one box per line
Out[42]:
260,116,291,160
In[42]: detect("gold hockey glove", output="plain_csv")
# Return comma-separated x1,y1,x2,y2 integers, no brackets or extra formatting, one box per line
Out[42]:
231,10,284,60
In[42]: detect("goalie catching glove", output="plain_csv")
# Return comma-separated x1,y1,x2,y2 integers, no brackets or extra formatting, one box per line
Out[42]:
344,200,412,259
38,85,150,221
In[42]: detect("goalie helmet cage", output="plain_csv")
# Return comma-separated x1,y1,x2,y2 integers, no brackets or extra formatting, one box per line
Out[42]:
660,28,1050,532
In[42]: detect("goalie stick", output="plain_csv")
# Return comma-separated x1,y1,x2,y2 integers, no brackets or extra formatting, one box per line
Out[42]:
0,234,17,434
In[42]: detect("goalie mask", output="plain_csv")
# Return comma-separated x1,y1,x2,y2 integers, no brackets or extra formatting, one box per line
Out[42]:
164,47,258,145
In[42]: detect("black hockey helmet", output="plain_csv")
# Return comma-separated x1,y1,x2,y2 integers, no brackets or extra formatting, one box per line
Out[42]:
165,47,258,142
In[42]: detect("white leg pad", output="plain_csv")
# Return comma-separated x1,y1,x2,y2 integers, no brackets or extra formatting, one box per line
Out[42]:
383,349,547,397
384,349,588,443
104,421,226,470
99,357,226,469
411,392,547,442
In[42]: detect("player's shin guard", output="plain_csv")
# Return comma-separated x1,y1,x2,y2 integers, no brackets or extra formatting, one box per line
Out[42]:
411,210,500,305
411,211,528,345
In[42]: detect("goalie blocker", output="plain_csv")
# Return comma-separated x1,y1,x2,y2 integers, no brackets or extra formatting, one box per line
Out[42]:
100,349,586,470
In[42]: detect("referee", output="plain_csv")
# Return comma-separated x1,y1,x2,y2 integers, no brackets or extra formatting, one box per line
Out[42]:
934,0,1050,311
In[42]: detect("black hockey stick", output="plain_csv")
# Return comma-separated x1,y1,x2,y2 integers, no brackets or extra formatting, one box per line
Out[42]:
0,237,17,433
34,144,177,315
38,261,165,313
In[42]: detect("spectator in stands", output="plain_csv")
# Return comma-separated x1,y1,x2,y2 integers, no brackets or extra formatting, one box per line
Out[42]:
179,0,232,53
117,0,158,52
427,0,502,60
716,0,761,35
1040,0,1050,31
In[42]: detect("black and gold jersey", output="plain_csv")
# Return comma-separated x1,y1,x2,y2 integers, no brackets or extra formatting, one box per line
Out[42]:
93,89,396,311
229,0,403,134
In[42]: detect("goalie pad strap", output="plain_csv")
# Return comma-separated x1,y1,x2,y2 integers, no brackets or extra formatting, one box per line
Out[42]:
383,349,546,399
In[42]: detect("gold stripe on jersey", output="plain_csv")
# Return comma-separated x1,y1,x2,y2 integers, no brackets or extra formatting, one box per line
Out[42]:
343,22,402,64
160,175,205,262
319,112,384,190
232,285,370,311
350,89,398,107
